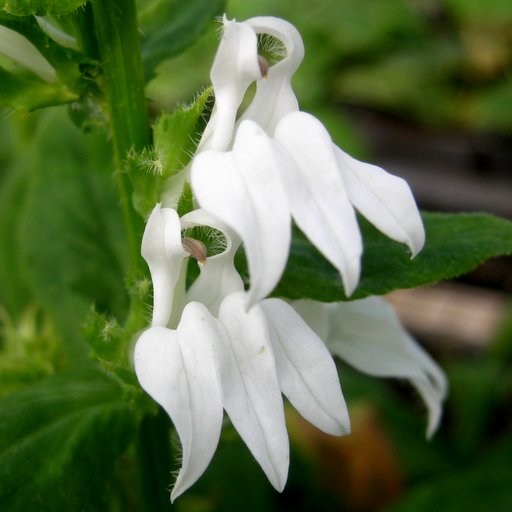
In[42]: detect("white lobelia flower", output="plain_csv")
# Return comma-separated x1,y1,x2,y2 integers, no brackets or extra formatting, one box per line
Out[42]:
191,16,425,305
294,297,448,438
134,204,350,500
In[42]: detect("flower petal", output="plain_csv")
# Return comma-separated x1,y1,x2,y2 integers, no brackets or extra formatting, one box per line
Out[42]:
141,205,188,327
181,209,244,314
309,297,447,437
240,17,304,134
192,121,291,306
0,25,57,82
261,298,350,436
200,16,261,151
274,111,362,296
133,303,223,501
335,147,425,256
216,292,289,490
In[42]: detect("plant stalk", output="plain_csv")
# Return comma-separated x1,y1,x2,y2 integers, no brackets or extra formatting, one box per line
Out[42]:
91,0,149,279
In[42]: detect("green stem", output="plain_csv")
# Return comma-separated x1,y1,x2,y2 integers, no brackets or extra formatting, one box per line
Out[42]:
91,0,149,278
91,4,173,508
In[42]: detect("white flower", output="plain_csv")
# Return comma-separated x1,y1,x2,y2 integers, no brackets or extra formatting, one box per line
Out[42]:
134,205,349,500
191,16,425,304
0,25,57,82
294,297,448,438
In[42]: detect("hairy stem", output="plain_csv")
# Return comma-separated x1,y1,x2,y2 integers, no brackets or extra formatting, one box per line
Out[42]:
91,0,149,279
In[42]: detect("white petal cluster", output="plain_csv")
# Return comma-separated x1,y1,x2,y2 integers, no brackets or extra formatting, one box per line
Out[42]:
191,16,425,302
134,205,349,500
133,15,446,501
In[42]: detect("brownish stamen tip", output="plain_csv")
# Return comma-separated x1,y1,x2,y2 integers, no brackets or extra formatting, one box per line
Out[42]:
182,237,207,263
258,55,269,78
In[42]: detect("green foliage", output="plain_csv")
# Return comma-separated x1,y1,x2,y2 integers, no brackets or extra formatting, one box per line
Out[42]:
0,307,61,396
153,87,211,177
0,67,78,109
138,0,225,79
0,367,137,511
0,125,35,315
82,306,141,389
14,109,128,357
1,0,86,16
250,212,512,301
130,88,212,217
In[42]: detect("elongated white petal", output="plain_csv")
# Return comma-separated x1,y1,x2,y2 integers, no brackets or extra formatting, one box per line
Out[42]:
192,121,291,306
141,205,188,327
240,17,304,134
216,292,289,490
0,25,56,82
274,111,362,296
35,16,78,51
200,17,261,151
306,297,447,437
181,209,244,314
133,304,223,501
292,300,330,341
261,299,350,436
173,303,224,500
335,147,425,256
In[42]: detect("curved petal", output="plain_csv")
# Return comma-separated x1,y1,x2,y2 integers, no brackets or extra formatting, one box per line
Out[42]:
192,121,291,306
274,111,362,296
0,25,56,83
133,304,223,501
141,205,188,327
216,292,289,491
181,209,244,314
200,16,261,151
261,298,350,436
335,147,425,257
240,17,304,134
317,297,447,437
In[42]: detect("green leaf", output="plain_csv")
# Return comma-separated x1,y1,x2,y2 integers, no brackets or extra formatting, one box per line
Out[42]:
138,0,225,79
130,88,212,217
81,306,141,389
18,108,128,356
0,67,78,110
0,367,137,511
1,0,86,16
253,212,512,302
153,87,211,178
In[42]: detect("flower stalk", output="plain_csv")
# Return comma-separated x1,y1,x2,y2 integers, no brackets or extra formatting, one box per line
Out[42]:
91,0,150,279
91,2,170,508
